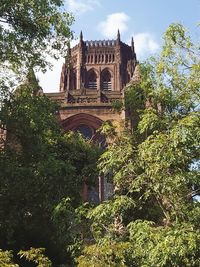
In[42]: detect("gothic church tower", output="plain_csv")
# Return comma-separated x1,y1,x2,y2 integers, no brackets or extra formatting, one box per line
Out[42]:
47,31,137,140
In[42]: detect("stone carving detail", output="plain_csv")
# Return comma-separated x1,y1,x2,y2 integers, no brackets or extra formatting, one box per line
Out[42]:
59,31,137,96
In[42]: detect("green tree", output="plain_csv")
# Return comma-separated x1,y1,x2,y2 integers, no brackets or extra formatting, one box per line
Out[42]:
0,249,19,267
77,23,200,267
0,0,73,72
0,247,52,267
0,1,95,266
0,80,100,266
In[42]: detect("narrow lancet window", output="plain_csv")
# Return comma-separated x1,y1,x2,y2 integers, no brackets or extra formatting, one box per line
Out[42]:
101,69,112,91
88,69,97,89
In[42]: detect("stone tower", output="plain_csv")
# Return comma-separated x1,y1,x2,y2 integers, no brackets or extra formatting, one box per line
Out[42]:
47,31,137,140
46,31,138,201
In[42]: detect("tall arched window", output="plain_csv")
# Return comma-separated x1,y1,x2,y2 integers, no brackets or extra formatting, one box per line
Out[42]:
75,124,94,139
73,70,76,90
70,70,76,90
101,69,112,91
87,69,97,89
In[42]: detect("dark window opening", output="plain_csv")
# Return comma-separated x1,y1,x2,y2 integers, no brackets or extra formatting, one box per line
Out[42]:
75,125,94,139
105,54,108,63
101,70,112,91
73,72,76,90
88,70,97,89
70,70,76,90
88,187,99,204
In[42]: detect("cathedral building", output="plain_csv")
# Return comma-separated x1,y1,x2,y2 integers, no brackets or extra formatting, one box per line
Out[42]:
45,31,138,202
46,30,137,141
0,31,139,201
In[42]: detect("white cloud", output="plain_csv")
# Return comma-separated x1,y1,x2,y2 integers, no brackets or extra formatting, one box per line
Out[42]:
65,0,100,14
133,32,159,59
98,12,130,39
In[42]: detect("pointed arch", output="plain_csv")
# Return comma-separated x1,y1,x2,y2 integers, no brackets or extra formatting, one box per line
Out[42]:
101,68,113,91
62,113,103,132
87,68,98,89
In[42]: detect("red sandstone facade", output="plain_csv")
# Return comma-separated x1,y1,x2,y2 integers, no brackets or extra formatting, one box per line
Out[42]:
0,31,139,202
45,31,138,202
46,31,137,138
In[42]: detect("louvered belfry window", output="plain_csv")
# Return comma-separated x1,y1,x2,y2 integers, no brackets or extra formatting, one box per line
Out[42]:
102,69,112,91
88,70,97,89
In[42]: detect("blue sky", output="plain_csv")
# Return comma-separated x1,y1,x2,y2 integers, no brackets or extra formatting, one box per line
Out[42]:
40,0,200,92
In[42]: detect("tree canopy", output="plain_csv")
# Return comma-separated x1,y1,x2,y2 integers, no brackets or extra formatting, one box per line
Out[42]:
0,1,200,264
77,23,200,267
0,1,99,266
0,81,101,266
0,0,73,72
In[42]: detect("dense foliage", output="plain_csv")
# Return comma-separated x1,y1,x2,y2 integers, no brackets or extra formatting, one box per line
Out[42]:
0,1,99,266
77,24,200,267
0,0,73,72
0,80,100,265
0,0,200,264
